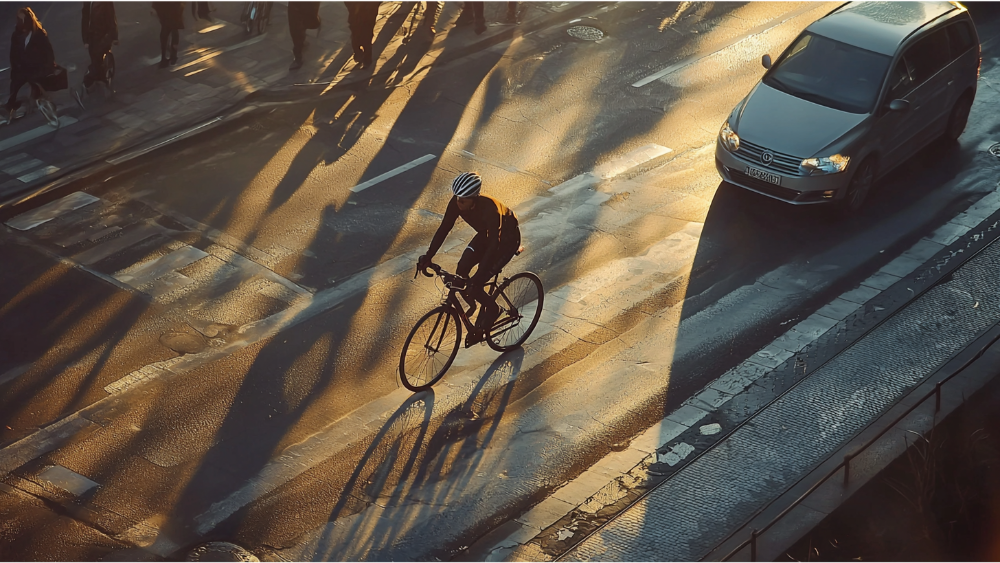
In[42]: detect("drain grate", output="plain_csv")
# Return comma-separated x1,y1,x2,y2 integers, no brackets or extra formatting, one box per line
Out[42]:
566,25,604,41
989,142,1000,158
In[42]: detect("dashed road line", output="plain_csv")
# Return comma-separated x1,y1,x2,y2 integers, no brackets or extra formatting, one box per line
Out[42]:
348,154,437,193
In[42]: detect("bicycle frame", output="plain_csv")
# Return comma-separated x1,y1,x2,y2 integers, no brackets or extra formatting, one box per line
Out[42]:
422,264,520,340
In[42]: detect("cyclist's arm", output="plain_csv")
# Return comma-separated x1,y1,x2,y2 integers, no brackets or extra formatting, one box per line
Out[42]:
426,197,459,259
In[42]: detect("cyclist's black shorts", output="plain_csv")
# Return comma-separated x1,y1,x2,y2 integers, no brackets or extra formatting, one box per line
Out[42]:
461,228,521,282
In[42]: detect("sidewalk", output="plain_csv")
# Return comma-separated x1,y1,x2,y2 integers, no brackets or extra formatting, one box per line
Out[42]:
0,1,598,208
469,187,1000,561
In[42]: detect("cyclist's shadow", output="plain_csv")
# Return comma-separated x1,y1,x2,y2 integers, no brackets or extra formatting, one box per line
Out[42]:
310,350,524,560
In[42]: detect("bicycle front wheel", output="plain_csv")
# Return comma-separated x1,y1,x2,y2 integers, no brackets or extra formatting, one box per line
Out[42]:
400,306,462,392
488,272,544,352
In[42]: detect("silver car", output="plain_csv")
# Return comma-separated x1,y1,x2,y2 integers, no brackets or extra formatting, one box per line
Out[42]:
715,1,981,214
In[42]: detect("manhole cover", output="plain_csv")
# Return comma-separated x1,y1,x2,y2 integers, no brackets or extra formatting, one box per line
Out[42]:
566,25,603,41
159,332,206,354
186,542,259,562
989,143,1000,158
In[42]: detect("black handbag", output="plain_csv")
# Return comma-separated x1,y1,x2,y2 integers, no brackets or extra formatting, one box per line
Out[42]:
38,64,68,92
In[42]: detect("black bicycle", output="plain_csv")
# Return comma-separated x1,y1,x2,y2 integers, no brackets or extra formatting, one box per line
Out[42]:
399,252,544,392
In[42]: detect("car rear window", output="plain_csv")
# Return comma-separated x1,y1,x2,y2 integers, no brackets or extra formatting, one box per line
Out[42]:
763,32,892,114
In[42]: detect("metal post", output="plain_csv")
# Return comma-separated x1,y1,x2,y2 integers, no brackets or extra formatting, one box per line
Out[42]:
935,381,943,413
750,528,758,562
843,453,851,484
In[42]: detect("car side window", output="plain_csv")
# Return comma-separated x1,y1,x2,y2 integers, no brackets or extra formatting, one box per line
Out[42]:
888,56,916,99
946,21,975,57
906,28,952,85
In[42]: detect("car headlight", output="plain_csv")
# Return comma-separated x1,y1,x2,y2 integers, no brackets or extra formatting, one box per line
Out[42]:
800,154,850,175
719,121,740,152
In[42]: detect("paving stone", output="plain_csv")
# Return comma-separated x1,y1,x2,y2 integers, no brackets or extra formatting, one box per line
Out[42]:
840,284,881,305
815,298,863,321
860,270,901,291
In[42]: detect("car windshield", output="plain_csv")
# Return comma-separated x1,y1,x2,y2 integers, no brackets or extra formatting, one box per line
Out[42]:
763,32,891,114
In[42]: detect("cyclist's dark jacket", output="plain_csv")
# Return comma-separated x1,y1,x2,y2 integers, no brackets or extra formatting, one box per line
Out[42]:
82,3,119,45
427,195,518,270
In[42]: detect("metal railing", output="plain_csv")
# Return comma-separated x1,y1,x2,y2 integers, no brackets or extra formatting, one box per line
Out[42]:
720,327,1000,561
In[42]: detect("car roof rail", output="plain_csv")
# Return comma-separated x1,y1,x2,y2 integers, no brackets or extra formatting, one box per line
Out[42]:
822,1,853,19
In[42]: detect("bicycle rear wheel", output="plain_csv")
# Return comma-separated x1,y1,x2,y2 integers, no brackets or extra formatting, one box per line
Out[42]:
400,306,462,392
488,272,544,352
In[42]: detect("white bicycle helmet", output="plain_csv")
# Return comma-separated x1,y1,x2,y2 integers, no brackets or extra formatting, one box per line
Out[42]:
451,172,482,198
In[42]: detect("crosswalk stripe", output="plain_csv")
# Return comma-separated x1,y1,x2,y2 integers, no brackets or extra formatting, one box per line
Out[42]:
17,165,60,183
72,224,165,265
2,158,45,175
4,191,99,231
114,245,209,287
0,116,78,153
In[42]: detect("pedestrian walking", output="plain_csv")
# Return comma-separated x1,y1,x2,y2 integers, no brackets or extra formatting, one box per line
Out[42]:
287,1,320,70
190,1,212,21
4,7,59,123
419,1,438,40
344,2,379,69
74,2,118,107
151,2,184,68
454,1,486,34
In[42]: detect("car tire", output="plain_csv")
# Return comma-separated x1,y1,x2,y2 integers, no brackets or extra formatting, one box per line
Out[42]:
944,93,973,143
838,157,876,217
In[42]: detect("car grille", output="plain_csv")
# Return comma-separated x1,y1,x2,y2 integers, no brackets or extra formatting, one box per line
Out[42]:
728,169,802,202
735,140,804,177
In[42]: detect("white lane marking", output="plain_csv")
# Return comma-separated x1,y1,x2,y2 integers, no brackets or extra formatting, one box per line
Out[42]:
632,3,824,88
37,465,99,496
0,116,78,153
593,144,672,179
18,165,60,183
4,191,99,231
348,154,437,193
114,245,209,287
0,153,29,168
2,158,45,176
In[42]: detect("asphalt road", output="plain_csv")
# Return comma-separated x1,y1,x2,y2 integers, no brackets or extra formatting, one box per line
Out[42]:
2,2,1000,560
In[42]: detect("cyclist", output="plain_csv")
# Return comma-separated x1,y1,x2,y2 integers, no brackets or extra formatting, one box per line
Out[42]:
4,7,57,124
74,1,118,108
418,172,521,345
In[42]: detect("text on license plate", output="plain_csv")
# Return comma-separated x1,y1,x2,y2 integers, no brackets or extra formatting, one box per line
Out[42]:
746,166,781,185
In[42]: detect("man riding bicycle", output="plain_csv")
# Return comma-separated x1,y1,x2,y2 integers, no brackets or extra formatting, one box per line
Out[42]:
418,172,521,346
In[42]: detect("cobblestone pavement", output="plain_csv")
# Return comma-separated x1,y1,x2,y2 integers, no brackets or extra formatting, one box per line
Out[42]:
551,207,1000,561
0,1,594,205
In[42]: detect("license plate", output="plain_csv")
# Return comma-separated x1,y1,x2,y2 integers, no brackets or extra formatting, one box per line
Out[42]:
746,166,781,186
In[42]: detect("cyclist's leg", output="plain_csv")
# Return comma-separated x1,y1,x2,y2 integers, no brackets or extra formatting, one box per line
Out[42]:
470,229,520,331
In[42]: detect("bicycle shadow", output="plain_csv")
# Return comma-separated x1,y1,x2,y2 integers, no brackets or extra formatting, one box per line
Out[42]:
302,349,525,560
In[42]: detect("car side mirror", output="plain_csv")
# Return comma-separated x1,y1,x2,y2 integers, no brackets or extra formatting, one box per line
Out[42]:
888,99,910,112
761,54,772,69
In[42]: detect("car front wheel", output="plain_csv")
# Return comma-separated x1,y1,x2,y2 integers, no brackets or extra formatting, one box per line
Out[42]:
944,93,973,143
838,157,876,216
